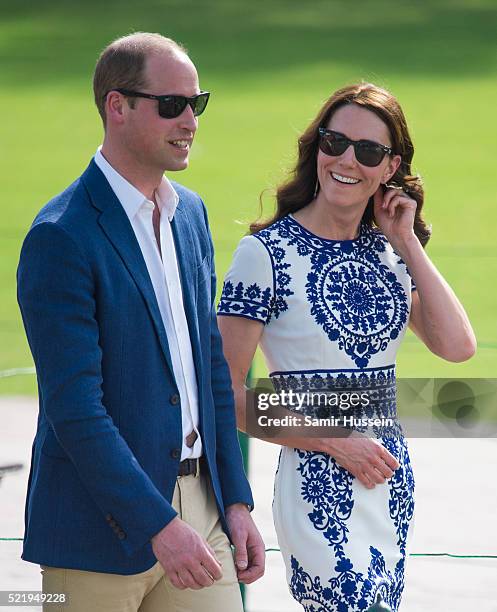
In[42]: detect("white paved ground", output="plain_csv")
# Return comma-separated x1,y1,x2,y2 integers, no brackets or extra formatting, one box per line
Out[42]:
1,398,496,611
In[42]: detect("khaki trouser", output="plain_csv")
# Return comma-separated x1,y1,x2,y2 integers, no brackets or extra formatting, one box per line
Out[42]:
41,470,243,612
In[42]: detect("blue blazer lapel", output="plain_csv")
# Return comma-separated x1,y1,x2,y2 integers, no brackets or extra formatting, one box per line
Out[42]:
171,203,203,383
81,160,175,378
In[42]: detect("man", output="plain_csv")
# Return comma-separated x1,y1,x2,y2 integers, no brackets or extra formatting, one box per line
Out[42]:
17,32,264,611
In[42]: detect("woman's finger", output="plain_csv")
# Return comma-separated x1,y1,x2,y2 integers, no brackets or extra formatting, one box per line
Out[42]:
382,185,403,209
388,193,415,218
361,472,375,489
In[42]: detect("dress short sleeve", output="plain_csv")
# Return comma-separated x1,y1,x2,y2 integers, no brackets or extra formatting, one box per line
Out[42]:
217,235,275,325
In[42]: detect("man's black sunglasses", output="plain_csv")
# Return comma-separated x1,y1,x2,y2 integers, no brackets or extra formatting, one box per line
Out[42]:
318,128,394,167
109,88,210,119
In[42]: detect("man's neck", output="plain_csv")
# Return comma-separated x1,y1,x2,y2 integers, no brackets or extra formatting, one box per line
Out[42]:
100,142,162,202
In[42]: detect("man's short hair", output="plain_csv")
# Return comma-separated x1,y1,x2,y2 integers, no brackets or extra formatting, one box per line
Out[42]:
93,32,187,127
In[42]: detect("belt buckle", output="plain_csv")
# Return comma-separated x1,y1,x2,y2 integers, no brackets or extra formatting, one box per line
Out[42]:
178,458,200,478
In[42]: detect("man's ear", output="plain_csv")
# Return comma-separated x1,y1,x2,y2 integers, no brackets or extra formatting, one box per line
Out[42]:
382,154,401,183
105,91,127,126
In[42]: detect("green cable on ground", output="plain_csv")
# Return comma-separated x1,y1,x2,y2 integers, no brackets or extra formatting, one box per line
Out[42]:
409,552,497,559
264,547,497,559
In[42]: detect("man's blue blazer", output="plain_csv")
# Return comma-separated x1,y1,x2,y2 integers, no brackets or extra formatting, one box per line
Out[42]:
17,159,253,575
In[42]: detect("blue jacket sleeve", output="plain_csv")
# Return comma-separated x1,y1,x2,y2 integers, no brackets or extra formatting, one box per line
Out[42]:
17,222,177,556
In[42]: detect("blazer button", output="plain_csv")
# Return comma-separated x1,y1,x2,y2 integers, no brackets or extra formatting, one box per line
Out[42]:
109,519,117,528
169,394,180,406
105,514,113,522
170,448,181,459
117,531,126,540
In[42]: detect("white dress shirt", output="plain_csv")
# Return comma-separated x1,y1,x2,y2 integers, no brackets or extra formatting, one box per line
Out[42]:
95,147,202,460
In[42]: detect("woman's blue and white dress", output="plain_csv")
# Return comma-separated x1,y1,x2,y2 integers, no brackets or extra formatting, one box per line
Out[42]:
218,214,416,611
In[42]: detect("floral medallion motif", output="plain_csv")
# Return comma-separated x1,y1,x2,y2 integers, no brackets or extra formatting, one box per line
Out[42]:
296,232,410,367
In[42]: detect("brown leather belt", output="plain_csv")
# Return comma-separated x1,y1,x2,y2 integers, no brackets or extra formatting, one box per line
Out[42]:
178,457,203,477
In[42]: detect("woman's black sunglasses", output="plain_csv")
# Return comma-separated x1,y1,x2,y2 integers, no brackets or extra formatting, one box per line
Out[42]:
109,89,210,119
318,127,393,167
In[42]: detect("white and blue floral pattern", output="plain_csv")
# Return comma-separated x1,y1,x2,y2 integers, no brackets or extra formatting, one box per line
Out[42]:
218,279,274,322
218,215,416,611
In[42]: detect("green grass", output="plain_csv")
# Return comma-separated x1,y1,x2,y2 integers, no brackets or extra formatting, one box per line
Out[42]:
1,0,496,394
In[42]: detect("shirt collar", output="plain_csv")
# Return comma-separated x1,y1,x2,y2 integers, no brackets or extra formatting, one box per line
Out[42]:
94,146,179,222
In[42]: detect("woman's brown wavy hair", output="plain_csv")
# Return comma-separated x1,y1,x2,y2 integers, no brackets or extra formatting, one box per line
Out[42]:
250,82,431,246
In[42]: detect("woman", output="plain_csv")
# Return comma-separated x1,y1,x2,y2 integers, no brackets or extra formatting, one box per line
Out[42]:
217,83,476,611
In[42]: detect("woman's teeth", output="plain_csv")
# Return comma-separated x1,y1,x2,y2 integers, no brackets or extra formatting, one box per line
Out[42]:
332,172,360,184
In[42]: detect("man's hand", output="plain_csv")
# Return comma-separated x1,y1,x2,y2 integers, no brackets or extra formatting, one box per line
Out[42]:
225,503,265,584
151,517,222,590
322,431,400,489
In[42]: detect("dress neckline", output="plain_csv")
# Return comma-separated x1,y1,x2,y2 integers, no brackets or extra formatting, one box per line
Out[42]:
287,214,366,245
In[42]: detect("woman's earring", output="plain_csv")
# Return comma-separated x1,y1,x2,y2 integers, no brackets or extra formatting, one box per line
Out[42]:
313,179,320,198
